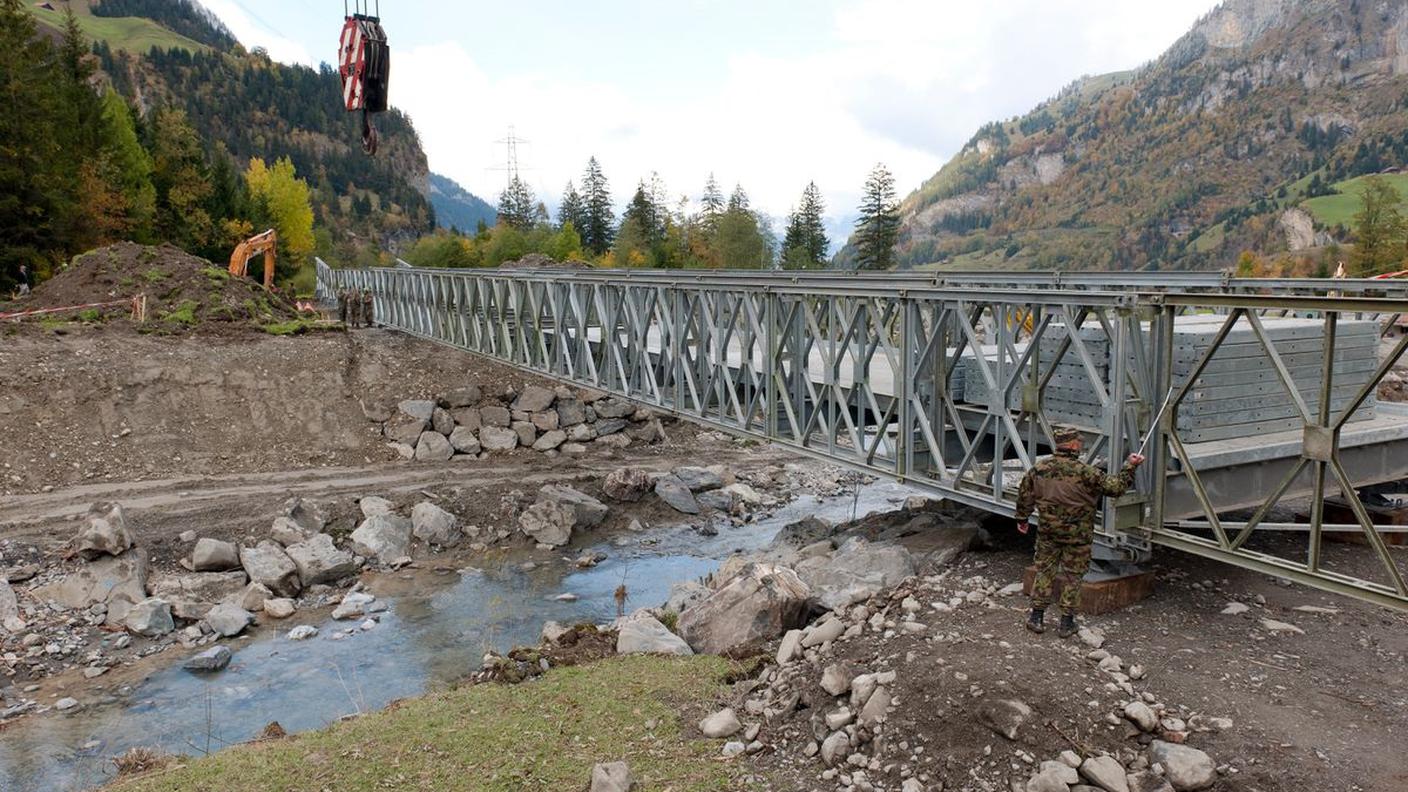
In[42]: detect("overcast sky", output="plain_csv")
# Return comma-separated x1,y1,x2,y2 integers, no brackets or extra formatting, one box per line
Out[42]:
201,0,1220,237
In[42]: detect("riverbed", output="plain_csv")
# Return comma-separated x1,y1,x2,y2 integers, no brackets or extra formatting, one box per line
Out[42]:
0,481,920,792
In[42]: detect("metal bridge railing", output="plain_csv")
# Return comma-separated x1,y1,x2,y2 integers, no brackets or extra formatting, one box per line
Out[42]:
317,261,1408,610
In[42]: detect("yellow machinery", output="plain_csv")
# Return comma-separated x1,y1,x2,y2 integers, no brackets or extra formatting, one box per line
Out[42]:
229,229,278,288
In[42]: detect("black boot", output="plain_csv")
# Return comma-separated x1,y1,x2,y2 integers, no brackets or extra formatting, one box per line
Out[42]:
1025,608,1046,634
1057,614,1078,638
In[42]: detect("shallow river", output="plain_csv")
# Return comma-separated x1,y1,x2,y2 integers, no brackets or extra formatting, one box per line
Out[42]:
0,481,919,792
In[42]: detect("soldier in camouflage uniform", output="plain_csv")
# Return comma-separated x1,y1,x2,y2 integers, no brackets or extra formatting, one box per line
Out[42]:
337,289,349,325
360,289,374,328
1014,426,1144,637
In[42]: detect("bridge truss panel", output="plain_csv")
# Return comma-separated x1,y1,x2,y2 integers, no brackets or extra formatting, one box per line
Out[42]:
315,261,1408,610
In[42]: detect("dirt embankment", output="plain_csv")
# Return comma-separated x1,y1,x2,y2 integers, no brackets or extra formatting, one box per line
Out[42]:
6,242,303,333
0,327,710,497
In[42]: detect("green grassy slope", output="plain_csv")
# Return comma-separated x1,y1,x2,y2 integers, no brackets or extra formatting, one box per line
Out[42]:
111,655,752,792
27,0,207,54
1302,173,1408,228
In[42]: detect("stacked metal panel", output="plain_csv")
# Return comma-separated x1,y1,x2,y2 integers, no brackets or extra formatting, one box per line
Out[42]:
1167,317,1378,442
958,316,1379,443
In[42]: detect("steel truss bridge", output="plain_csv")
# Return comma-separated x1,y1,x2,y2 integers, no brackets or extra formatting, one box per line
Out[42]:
317,262,1408,610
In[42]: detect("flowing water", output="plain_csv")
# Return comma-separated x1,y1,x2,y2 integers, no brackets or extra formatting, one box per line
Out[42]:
0,481,919,791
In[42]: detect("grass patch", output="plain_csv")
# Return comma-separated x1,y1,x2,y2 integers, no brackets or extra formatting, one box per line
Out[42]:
259,318,327,336
1302,173,1408,228
142,268,168,284
160,300,198,326
26,1,208,55
77,308,103,323
111,655,750,792
202,267,231,283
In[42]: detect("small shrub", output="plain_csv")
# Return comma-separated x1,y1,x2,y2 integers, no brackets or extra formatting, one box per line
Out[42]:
658,609,680,634
112,745,170,777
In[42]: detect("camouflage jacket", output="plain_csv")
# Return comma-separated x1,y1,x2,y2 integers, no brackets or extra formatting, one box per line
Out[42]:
1013,450,1137,544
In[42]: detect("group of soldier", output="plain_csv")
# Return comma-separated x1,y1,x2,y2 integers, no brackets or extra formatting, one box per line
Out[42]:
337,289,374,328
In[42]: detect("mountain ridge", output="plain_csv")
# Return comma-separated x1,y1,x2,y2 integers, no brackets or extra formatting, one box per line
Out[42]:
853,0,1408,272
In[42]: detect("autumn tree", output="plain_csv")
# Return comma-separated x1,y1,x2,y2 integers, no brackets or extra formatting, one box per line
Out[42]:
1351,175,1405,275
245,156,314,282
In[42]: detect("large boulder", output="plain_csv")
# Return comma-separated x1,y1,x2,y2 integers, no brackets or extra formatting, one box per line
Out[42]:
616,612,694,656
204,602,254,637
269,517,312,547
673,466,724,492
555,398,586,427
512,385,556,413
448,426,481,455
284,534,358,586
384,415,427,445
411,502,462,546
654,475,700,514
359,496,396,519
442,385,482,409
430,406,456,436
589,761,637,792
450,407,481,431
677,563,810,655
1149,741,1216,791
604,467,652,502
0,580,18,630
593,399,634,419
124,598,174,637
282,496,328,534
414,431,454,462
75,502,133,559
532,429,567,451
479,425,519,451
518,501,575,547
239,541,301,597
33,551,149,625
184,644,233,672
149,571,249,620
795,537,916,610
350,514,413,562
192,538,240,572
539,485,609,527
511,421,538,447
397,399,436,421
479,404,512,428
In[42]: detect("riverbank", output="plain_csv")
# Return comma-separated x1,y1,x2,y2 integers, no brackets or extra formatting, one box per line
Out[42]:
110,654,749,792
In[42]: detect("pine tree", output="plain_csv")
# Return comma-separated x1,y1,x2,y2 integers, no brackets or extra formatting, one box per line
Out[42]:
149,108,215,252
580,156,615,255
496,175,536,229
854,164,900,270
98,90,157,242
783,181,828,269
728,184,750,213
558,180,583,231
699,173,724,236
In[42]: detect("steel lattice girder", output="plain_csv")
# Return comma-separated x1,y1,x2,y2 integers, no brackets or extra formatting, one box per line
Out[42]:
315,260,1408,610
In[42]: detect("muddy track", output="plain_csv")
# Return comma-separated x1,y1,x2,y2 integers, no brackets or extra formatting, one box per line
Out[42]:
0,448,800,535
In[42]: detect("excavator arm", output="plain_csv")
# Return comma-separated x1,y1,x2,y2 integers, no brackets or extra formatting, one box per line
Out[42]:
229,229,278,289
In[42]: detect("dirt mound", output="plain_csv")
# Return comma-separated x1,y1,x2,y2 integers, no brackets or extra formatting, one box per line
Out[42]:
26,242,301,333
497,253,591,269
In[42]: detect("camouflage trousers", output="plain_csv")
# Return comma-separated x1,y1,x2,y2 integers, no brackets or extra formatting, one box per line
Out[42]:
1030,537,1092,615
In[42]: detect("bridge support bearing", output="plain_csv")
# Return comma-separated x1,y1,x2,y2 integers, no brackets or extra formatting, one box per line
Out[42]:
1021,561,1157,615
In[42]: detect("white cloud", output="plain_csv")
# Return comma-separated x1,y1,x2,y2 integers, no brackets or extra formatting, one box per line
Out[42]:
200,0,315,66
392,1,1217,233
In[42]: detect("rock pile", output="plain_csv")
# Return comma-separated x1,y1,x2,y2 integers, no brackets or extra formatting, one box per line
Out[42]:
368,384,669,461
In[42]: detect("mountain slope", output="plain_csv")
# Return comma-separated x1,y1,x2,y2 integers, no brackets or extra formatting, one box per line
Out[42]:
868,0,1408,272
26,0,210,53
429,172,497,232
58,0,435,262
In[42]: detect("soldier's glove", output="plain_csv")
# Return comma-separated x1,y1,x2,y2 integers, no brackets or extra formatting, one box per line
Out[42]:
1127,453,1146,467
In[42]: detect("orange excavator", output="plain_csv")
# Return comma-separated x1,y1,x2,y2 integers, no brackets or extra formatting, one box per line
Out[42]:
229,229,277,288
